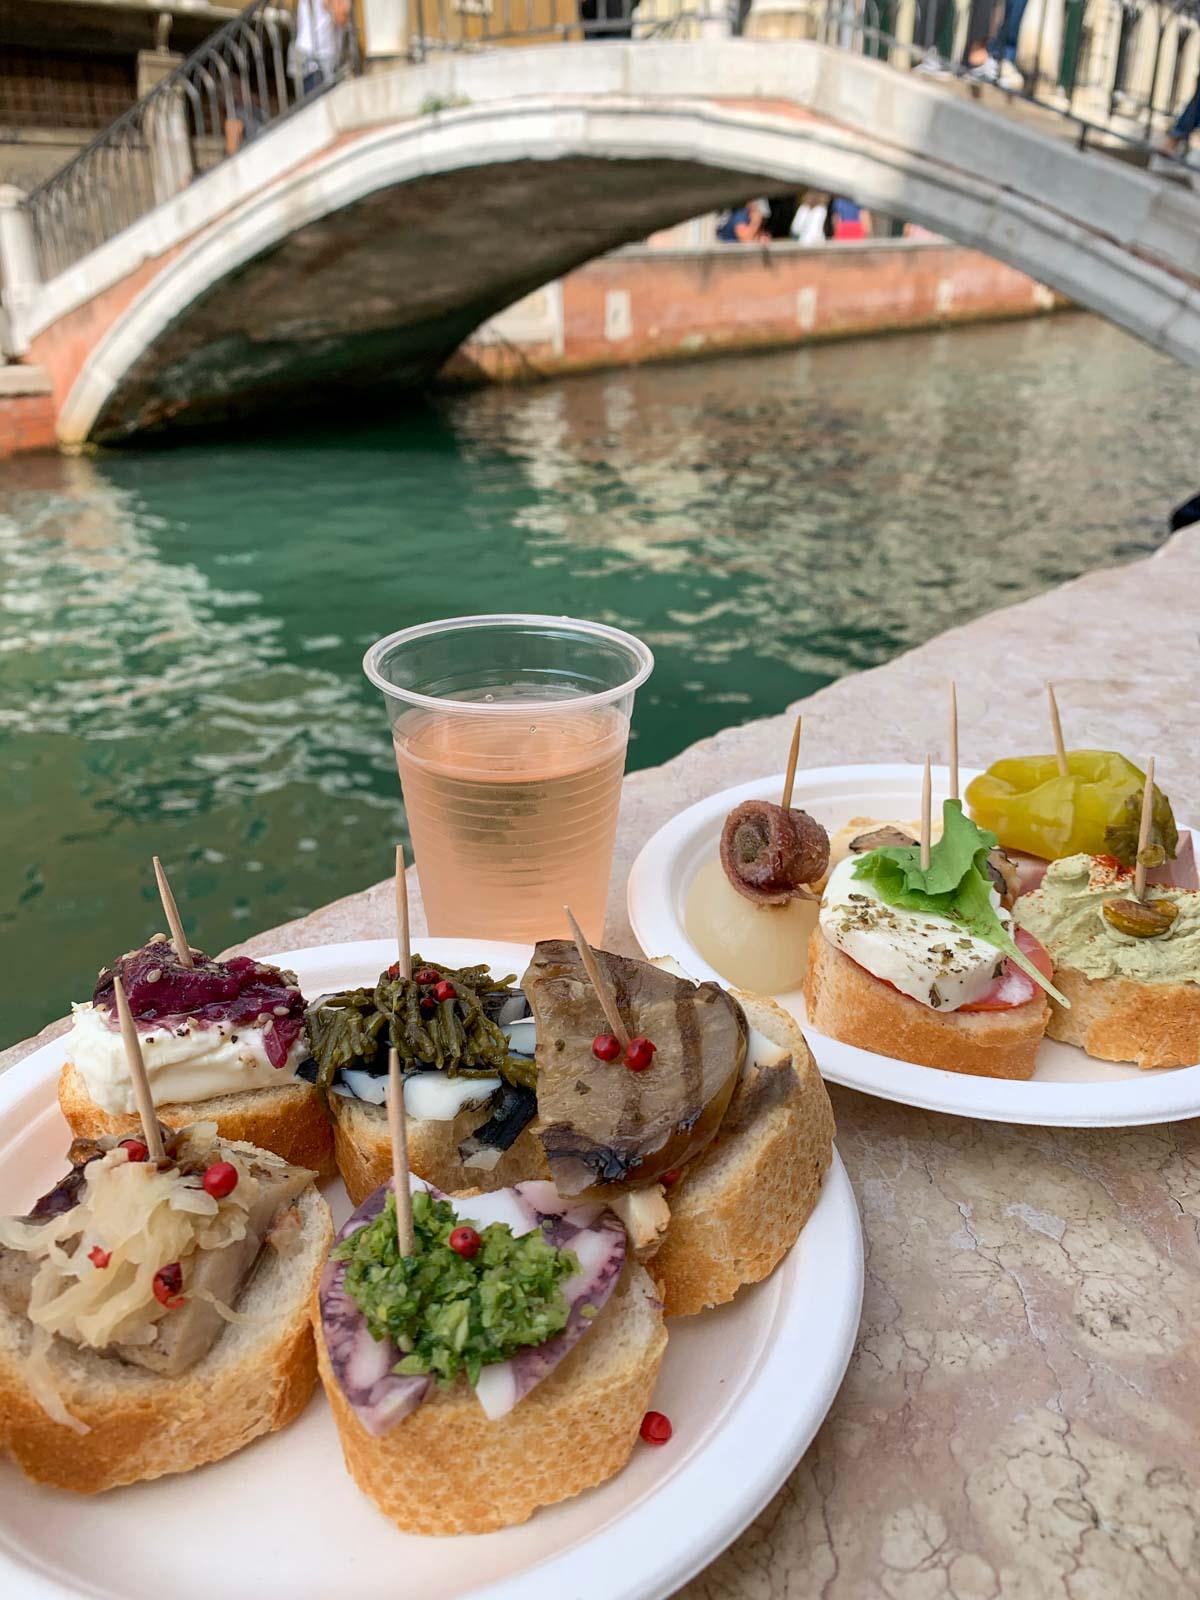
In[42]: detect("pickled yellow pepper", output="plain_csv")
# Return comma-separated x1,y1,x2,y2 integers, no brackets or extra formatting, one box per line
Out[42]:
965,751,1178,865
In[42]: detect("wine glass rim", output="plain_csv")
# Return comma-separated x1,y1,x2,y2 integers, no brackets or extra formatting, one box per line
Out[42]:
362,613,655,714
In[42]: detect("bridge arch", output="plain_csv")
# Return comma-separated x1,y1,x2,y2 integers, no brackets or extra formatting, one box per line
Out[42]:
22,41,1200,443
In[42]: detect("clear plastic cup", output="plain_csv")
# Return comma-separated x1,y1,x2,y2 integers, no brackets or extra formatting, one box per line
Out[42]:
363,614,654,945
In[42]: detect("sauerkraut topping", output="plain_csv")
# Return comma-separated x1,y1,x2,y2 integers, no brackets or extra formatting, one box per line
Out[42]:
0,1125,279,1352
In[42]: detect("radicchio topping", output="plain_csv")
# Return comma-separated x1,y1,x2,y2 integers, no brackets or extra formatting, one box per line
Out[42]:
93,942,305,1068
318,1185,431,1437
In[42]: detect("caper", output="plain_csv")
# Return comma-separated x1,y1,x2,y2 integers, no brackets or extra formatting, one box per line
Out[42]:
1101,897,1179,938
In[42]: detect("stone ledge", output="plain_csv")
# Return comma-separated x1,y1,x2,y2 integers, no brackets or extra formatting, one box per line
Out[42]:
0,362,51,396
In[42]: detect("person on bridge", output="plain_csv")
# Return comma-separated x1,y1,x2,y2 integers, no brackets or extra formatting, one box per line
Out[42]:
964,0,1028,91
292,0,353,95
1161,78,1200,159
717,200,770,244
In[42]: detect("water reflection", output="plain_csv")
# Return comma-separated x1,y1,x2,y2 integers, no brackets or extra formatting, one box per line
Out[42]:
3,315,1196,1040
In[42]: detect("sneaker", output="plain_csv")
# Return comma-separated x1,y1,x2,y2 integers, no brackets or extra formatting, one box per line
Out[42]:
967,56,999,82
914,50,950,76
997,58,1025,90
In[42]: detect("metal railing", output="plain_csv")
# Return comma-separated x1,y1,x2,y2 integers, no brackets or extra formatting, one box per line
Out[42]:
24,0,360,280
408,0,1200,162
21,0,1200,283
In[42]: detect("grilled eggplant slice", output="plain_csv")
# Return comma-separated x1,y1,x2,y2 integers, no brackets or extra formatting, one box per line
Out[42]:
523,940,747,1195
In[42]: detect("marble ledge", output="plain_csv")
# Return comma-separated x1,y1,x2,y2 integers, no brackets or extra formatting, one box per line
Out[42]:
5,529,1200,1599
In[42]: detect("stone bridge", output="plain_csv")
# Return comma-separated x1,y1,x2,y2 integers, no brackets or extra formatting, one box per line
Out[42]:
4,38,1200,444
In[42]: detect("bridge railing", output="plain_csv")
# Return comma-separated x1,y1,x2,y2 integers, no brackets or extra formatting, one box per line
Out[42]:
23,1,361,282
407,0,1200,163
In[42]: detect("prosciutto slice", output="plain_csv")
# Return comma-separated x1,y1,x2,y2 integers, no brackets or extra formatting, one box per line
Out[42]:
319,1178,626,1436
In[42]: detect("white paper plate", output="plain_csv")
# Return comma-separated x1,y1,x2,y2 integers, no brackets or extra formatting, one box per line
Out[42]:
627,765,1200,1127
0,938,863,1600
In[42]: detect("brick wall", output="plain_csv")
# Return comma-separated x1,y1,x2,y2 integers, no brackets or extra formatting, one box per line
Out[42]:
0,385,57,457
450,240,1062,383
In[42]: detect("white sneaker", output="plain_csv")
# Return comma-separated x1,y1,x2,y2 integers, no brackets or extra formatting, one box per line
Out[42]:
967,56,999,82
914,50,950,76
997,59,1025,90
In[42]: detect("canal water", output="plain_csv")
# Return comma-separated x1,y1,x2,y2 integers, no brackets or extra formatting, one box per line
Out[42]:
4,314,1197,1042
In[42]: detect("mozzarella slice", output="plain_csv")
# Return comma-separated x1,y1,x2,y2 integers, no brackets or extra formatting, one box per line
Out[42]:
819,855,1009,1011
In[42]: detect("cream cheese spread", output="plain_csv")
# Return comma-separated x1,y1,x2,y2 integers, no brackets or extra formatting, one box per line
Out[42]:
67,1001,305,1114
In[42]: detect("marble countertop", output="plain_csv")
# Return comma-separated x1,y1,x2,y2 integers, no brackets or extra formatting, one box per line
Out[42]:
6,529,1199,1597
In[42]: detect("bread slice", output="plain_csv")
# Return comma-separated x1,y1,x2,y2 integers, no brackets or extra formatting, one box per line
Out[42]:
331,1091,549,1207
316,1259,666,1535
0,1186,333,1493
804,928,1048,1080
1042,964,1200,1070
58,1061,335,1177
651,991,834,1317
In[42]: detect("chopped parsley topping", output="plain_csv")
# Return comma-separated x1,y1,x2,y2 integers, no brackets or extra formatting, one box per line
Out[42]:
333,1190,579,1386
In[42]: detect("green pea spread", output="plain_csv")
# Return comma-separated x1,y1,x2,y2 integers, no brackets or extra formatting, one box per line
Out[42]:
1017,855,1200,984
333,1190,579,1386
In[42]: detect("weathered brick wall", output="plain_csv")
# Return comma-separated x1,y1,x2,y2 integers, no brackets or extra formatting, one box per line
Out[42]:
0,384,57,456
451,242,1061,383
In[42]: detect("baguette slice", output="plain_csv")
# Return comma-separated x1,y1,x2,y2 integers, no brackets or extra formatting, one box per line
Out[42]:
0,1185,333,1493
804,928,1048,1081
59,1061,335,1177
1043,963,1200,1069
316,1260,666,1535
651,990,834,1317
331,1090,548,1206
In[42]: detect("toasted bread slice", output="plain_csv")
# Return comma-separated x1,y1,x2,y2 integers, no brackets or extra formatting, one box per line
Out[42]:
0,1185,332,1493
1043,964,1200,1070
652,991,834,1317
330,1091,549,1207
317,1259,666,1535
804,928,1048,1080
58,1061,335,1176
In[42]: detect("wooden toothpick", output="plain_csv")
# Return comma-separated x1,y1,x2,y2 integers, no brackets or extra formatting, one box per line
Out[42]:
152,856,193,969
388,1048,415,1256
1133,758,1156,901
948,681,959,803
394,845,411,982
564,905,630,1050
920,754,932,873
1046,683,1069,779
781,714,803,812
112,974,167,1163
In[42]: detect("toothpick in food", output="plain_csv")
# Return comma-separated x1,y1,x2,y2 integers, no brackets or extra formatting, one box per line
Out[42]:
948,681,959,803
1046,683,1069,779
394,844,412,982
1133,758,1157,902
388,1048,415,1256
564,905,630,1050
781,714,803,812
112,974,167,1163
152,855,194,970
920,754,932,873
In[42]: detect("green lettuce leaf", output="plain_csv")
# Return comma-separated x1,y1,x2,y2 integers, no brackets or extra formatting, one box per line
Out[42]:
854,800,1067,1006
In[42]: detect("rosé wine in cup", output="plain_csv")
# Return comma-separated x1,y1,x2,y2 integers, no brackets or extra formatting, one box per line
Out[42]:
364,615,653,945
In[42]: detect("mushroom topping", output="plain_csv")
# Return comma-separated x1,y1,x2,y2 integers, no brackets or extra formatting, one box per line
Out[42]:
848,826,917,853
522,941,747,1195
720,800,831,906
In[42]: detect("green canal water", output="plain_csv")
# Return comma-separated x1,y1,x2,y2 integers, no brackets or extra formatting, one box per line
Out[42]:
3,314,1197,1043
